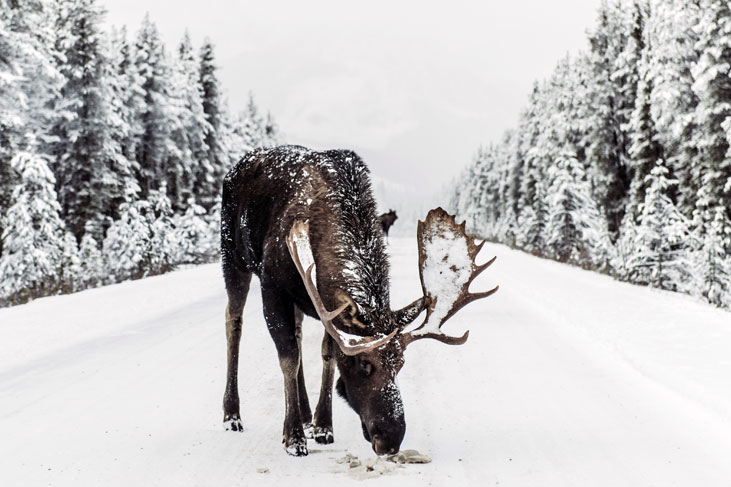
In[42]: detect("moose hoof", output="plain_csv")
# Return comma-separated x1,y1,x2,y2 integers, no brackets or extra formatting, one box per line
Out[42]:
303,422,314,439
223,417,243,432
314,426,334,444
285,438,308,457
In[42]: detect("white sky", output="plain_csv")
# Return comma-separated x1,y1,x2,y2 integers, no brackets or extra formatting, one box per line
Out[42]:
101,0,603,200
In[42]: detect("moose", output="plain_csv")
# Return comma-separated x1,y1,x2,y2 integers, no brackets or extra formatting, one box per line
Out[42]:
378,209,398,237
220,145,497,456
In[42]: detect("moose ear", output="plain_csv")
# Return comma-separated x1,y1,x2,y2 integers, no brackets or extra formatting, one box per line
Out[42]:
335,290,367,330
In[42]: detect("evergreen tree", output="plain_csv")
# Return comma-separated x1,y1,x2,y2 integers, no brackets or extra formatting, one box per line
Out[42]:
0,148,78,305
102,188,179,282
546,150,609,266
78,231,104,289
694,205,731,306
102,198,152,282
692,0,731,223
176,31,212,209
585,0,631,237
517,83,543,215
110,25,143,188
134,14,170,199
627,24,665,223
51,0,133,242
163,53,195,213
147,187,179,275
0,0,63,252
517,178,548,257
198,38,225,208
647,0,701,215
627,162,690,289
174,199,217,264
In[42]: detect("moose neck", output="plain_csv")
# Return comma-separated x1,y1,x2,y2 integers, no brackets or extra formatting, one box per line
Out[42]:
308,176,392,334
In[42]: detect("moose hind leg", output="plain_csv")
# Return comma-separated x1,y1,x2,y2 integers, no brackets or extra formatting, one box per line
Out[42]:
222,269,252,432
262,286,308,456
313,332,336,444
294,306,314,439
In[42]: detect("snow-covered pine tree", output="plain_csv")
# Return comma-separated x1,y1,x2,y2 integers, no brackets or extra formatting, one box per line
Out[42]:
134,14,171,199
0,0,63,253
109,26,143,190
240,92,268,151
77,231,104,289
627,21,666,223
517,177,548,257
163,52,195,213
693,205,731,306
647,0,701,217
198,38,226,208
59,231,81,294
0,148,79,305
51,0,133,242
627,161,690,290
546,151,583,264
585,0,631,237
546,149,610,267
691,0,731,224
517,83,543,218
612,0,646,139
173,199,218,264
176,31,213,211
102,198,152,282
147,187,179,276
461,147,494,237
105,26,140,216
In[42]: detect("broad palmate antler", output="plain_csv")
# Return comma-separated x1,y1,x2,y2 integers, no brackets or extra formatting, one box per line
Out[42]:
286,219,398,356
401,208,498,347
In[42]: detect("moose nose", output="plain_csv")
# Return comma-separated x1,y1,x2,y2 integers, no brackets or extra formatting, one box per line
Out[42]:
368,418,403,455
371,434,399,455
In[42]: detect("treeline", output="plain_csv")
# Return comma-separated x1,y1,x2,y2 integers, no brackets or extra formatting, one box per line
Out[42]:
0,0,280,306
451,0,731,307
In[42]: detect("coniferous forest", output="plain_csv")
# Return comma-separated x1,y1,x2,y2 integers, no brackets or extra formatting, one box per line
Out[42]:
0,0,280,306
450,0,731,308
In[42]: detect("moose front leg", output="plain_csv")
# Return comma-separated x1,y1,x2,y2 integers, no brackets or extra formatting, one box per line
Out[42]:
294,306,314,438
262,286,308,456
313,332,336,444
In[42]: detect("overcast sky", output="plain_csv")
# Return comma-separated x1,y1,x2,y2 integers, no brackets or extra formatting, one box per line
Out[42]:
101,0,603,201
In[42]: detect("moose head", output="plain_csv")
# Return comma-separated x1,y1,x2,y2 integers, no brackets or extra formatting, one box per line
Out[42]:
286,207,498,454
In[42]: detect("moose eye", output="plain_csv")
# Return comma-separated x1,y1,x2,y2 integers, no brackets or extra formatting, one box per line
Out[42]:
359,359,373,376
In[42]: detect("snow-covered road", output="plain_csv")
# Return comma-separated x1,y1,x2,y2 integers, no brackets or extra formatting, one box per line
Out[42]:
2,238,731,486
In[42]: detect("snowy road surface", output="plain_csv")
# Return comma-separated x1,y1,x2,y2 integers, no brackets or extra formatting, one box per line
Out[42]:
2,238,731,486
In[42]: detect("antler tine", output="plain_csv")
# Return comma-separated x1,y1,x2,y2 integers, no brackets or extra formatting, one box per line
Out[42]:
401,208,498,347
286,219,397,356
472,255,496,281
471,239,485,256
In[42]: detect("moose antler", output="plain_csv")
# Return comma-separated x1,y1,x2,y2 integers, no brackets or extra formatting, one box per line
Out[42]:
401,208,498,347
285,219,398,356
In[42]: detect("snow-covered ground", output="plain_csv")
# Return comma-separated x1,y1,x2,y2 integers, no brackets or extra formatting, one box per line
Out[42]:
2,237,731,486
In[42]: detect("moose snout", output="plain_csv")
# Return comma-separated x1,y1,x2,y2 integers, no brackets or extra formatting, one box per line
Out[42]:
367,417,404,455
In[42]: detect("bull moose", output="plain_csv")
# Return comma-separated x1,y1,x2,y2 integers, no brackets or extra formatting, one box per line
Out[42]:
220,145,497,456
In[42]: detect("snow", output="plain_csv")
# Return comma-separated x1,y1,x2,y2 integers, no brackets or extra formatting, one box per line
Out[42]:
2,238,731,486
418,222,473,334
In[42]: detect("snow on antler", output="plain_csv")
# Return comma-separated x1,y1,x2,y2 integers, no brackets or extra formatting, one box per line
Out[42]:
402,208,498,346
